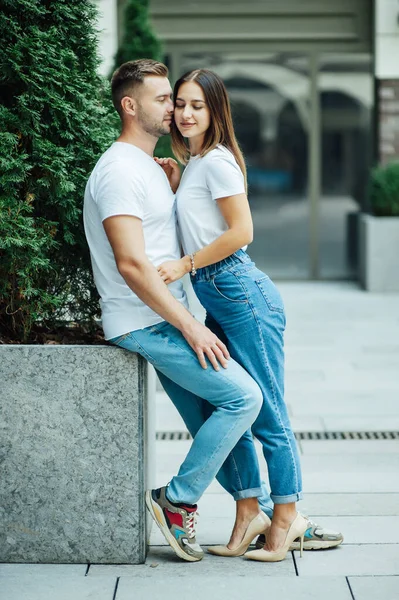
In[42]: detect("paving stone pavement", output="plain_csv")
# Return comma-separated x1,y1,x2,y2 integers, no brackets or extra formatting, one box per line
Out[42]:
3,282,399,599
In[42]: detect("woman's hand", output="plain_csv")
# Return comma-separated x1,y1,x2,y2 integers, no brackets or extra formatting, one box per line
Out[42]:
154,157,181,193
158,257,191,284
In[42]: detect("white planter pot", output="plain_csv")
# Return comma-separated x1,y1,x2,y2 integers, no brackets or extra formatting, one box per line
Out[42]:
359,214,399,292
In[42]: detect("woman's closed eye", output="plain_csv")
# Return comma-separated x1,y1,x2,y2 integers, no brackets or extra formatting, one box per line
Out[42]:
175,103,203,111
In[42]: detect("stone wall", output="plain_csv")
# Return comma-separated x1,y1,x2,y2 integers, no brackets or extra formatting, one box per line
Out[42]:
0,345,151,564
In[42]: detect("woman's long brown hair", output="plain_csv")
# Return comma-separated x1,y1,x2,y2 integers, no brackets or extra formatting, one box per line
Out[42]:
171,69,247,187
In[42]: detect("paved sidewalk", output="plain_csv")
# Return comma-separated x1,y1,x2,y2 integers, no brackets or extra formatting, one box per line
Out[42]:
2,282,399,599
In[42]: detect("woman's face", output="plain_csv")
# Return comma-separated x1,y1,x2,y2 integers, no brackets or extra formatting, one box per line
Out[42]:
174,81,211,145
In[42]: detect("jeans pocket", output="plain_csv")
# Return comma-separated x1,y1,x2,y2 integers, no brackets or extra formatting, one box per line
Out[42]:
109,332,131,346
255,277,285,313
212,270,248,303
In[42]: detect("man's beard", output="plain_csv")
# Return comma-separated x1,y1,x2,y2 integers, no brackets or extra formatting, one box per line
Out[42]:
136,103,170,138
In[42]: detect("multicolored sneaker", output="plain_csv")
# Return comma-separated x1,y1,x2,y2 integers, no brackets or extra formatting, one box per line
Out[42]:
145,487,204,562
255,517,344,551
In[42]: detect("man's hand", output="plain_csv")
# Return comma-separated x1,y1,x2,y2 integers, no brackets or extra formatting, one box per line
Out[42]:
103,215,229,372
182,320,230,371
154,157,181,193
158,257,190,284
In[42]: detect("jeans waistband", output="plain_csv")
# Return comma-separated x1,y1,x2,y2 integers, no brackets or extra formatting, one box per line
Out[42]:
193,249,252,282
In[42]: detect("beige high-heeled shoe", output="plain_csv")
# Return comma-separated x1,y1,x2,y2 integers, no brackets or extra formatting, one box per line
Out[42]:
207,512,271,557
244,513,308,562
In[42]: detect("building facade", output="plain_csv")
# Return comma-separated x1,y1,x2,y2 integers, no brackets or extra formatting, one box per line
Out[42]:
96,0,399,281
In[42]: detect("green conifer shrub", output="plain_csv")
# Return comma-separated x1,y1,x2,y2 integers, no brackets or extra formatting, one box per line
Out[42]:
0,0,119,342
112,0,172,159
368,162,399,217
113,0,161,67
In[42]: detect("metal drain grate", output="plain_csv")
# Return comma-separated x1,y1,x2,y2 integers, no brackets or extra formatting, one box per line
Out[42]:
296,431,399,440
156,431,399,441
157,431,192,441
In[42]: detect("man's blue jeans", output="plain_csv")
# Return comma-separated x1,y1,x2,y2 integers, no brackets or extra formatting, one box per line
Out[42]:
110,321,263,505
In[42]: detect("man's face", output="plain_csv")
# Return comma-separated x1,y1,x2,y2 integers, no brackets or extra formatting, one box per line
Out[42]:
135,76,174,138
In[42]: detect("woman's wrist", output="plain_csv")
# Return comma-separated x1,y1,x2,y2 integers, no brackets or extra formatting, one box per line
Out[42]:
182,255,192,274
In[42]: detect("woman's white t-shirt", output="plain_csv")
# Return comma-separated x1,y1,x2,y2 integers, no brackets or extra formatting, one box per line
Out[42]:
176,145,246,256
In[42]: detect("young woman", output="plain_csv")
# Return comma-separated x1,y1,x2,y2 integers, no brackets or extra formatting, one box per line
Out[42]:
155,69,307,562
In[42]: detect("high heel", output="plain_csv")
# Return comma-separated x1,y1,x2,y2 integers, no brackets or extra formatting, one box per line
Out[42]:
207,512,271,557
244,513,308,562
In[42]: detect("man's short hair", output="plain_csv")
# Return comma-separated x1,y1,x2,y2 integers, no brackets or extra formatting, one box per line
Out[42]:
111,59,168,117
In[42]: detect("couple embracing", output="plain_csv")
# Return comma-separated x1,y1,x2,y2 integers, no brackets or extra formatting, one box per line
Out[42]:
83,59,343,563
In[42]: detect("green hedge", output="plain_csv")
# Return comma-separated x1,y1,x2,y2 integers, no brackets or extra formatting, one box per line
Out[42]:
0,0,119,342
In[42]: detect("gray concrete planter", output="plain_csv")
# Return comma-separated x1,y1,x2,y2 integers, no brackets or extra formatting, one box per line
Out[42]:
0,345,153,564
359,214,399,292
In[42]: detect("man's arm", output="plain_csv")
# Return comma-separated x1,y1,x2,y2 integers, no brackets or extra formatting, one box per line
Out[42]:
103,214,229,370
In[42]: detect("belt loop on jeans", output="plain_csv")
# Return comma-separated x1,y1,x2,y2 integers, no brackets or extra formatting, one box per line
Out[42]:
232,250,246,264
194,251,249,282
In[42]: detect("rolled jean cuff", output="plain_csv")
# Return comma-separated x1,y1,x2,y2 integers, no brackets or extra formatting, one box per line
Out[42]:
233,486,263,501
270,491,303,504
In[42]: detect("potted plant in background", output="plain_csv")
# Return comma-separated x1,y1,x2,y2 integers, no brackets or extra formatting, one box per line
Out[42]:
360,162,399,291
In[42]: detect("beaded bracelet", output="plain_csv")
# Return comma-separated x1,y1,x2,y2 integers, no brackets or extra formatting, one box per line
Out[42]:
189,253,197,276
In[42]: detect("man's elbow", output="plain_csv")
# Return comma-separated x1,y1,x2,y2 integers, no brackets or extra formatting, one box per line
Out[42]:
117,257,147,281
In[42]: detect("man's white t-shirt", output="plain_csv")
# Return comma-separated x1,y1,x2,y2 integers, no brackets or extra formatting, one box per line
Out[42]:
83,141,188,340
176,145,246,256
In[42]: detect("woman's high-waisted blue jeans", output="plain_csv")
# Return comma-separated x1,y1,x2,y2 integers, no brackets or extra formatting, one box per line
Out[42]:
193,250,303,504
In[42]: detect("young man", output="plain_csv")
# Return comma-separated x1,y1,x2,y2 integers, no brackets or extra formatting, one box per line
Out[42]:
83,59,266,562
83,59,343,562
